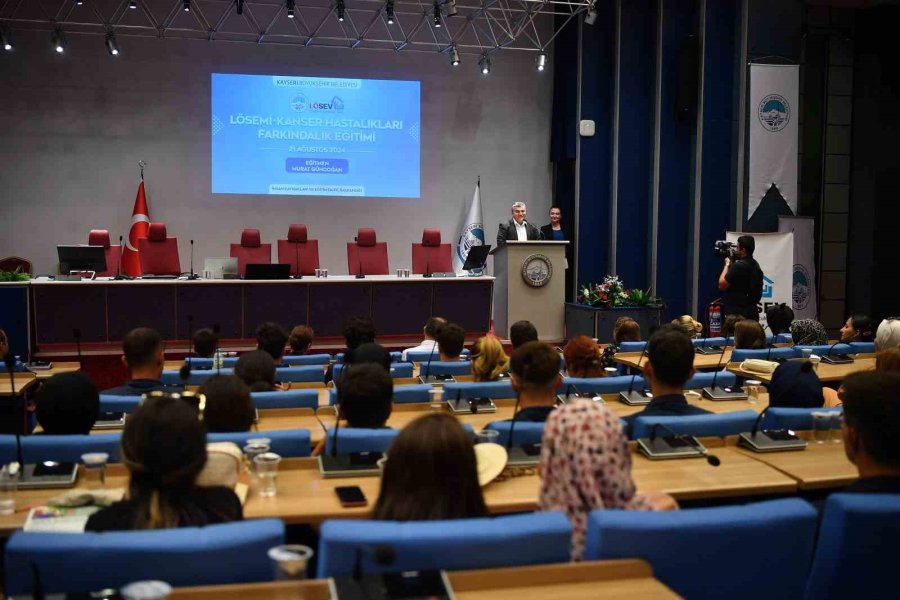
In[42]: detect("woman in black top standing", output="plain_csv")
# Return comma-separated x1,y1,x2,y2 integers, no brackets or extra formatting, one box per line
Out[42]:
540,206,572,300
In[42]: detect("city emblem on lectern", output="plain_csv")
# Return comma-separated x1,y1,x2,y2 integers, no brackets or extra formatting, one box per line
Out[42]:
522,254,552,288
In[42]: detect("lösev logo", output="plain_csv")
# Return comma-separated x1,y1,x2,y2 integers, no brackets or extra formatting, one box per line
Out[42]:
758,94,790,132
762,275,775,299
290,95,345,113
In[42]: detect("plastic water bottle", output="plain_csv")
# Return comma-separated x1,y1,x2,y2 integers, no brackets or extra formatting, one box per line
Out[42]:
14,356,24,373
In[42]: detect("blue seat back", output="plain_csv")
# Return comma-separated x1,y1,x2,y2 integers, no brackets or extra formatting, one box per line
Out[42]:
761,406,842,431
484,420,546,446
805,493,900,600
4,519,285,595
207,429,311,457
222,356,239,367
848,341,875,354
793,344,853,357
282,353,331,366
618,341,647,353
420,361,472,376
99,393,141,413
183,357,214,369
274,365,324,383
161,368,233,386
332,362,414,380
683,370,736,390
730,347,795,362
560,375,646,395
405,349,470,363
631,410,759,439
692,337,727,348
0,434,123,464
251,389,319,410
442,380,515,401
336,351,404,363
323,428,399,455
775,333,792,344
391,384,433,404
584,498,818,600
317,512,571,578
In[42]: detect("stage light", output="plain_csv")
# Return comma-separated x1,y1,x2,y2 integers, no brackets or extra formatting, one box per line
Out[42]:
584,2,597,25
237,0,244,15
52,29,66,54
105,33,120,56
129,1,137,9
446,0,458,17
450,45,460,67
1,28,12,52
535,51,547,72
76,1,84,6
479,54,491,75
287,0,295,18
183,0,190,12
336,0,345,22
386,0,394,25
433,2,441,27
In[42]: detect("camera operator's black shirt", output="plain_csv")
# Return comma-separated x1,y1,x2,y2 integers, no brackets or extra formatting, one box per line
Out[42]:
724,258,762,320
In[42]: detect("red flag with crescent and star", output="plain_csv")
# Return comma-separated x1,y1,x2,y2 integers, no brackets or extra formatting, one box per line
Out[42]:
122,178,150,276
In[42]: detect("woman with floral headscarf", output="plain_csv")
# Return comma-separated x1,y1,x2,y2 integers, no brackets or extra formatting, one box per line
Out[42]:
790,318,829,346
538,400,677,559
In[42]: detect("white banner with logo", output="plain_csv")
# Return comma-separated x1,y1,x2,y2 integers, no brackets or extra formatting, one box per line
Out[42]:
749,64,799,218
453,178,485,274
727,231,793,330
778,216,817,320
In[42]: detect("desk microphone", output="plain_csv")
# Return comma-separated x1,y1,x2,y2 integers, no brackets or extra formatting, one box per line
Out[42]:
187,240,199,280
4,353,25,467
213,323,222,374
822,339,853,364
354,237,365,279
619,349,650,404
648,422,720,466
73,328,83,370
702,336,747,399
507,391,521,450
180,315,194,383
423,245,432,278
294,239,302,280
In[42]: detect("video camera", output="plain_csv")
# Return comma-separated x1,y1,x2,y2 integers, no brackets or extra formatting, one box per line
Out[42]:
714,240,738,261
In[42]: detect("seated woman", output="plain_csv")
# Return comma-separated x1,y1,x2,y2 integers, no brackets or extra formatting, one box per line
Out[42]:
85,393,243,531
876,318,900,351
36,372,99,435
471,336,509,382
374,413,486,521
287,325,314,355
721,314,745,339
198,375,255,433
234,350,280,393
564,336,604,379
765,303,794,337
840,314,875,343
768,360,825,408
790,318,829,346
672,315,703,339
539,401,677,559
733,319,767,350
600,317,640,369
313,364,393,456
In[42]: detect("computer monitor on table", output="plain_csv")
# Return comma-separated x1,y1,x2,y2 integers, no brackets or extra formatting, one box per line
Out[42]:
57,245,107,274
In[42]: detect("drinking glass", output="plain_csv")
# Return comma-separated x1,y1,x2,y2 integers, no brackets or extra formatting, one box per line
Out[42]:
745,380,762,404
268,545,314,580
812,412,831,444
254,452,282,497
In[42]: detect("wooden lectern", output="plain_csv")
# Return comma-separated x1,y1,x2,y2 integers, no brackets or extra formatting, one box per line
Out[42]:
491,241,569,341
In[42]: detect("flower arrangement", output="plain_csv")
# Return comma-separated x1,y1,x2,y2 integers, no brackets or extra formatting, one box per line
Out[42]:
577,275,663,308
0,268,30,282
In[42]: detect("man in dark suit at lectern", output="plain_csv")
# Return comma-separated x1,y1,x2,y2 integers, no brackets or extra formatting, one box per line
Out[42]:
497,202,543,246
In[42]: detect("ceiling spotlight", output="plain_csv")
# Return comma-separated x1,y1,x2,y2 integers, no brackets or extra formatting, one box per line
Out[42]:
129,1,137,9
237,0,244,15
478,54,491,75
584,2,597,26
105,33,120,56
446,0,458,17
183,0,190,12
336,0,345,22
385,0,394,25
287,0,295,18
1,28,12,52
450,45,460,67
52,29,65,54
433,2,441,27
535,52,547,72
75,0,84,6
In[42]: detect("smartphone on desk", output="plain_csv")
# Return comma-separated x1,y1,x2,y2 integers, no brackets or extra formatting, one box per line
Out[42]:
335,485,368,508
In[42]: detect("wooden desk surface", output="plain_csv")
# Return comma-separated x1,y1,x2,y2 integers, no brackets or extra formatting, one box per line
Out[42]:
32,362,81,380
169,579,332,600
726,357,875,384
615,351,732,370
729,434,857,490
0,373,39,396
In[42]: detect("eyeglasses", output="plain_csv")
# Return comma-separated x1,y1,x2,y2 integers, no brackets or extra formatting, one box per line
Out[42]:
141,390,206,421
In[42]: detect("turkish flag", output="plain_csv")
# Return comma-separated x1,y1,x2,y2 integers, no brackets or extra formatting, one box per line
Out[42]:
122,181,150,276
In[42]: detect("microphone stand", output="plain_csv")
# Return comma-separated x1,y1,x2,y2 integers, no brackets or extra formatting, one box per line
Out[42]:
354,238,365,279
646,422,720,466
422,245,432,278
702,336,748,400
73,328,83,371
294,240,302,280
619,349,650,404
4,353,25,468
187,240,200,280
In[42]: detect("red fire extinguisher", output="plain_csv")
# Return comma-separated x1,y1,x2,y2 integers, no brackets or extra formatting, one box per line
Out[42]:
707,299,723,337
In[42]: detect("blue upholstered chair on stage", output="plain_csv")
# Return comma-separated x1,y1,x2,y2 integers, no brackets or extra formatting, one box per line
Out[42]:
161,368,233,386
274,365,325,384
208,429,311,457
583,498,818,600
630,411,759,439
323,428,399,455
4,519,285,595
618,341,647,353
282,353,331,366
683,370,736,390
331,362,414,380
692,337,727,348
484,421,545,446
99,393,142,413
442,381,515,401
730,347,796,362
0,434,123,464
405,349,469,363
848,341,876,354
805,493,900,600
420,361,472,377
761,406,842,431
251,389,319,410
317,512,572,578
559,375,646,395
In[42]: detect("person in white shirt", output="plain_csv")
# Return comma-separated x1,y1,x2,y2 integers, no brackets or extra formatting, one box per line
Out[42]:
497,201,543,246
401,316,448,361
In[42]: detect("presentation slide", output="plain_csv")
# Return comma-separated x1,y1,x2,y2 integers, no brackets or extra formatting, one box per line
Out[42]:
211,73,420,198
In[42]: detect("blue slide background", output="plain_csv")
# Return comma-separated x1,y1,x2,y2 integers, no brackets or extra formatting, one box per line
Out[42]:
211,74,420,198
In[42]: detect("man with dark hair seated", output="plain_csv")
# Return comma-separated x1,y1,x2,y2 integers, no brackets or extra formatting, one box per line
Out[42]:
838,372,900,494
37,372,100,434
313,363,394,455
765,303,795,337
103,327,182,396
622,324,711,434
436,323,466,361
342,315,376,352
508,341,562,422
510,320,539,349
256,322,288,365
345,343,392,372
193,328,219,359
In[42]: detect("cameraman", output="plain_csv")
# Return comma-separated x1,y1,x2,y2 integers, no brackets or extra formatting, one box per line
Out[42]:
718,235,764,321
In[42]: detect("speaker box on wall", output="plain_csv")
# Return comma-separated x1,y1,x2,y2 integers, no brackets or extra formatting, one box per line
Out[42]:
675,34,699,123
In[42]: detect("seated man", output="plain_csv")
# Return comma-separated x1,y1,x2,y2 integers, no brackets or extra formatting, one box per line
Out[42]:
436,323,466,361
288,325,314,355
36,372,100,434
314,363,393,455
621,325,711,435
839,371,900,494
509,341,562,422
256,322,288,366
510,320,538,349
103,327,182,396
326,315,377,382
192,328,218,359
345,342,392,373
401,316,447,361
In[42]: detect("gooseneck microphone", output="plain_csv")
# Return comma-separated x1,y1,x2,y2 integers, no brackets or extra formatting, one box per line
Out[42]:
4,353,25,468
649,422,720,466
187,240,199,280
507,390,522,450
294,240,302,280
73,328,83,370
354,237,365,279
331,403,341,458
179,315,194,384
619,349,649,404
423,245,432,278
213,323,222,374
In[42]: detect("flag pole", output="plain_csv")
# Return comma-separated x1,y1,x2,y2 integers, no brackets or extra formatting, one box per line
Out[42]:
138,160,146,180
